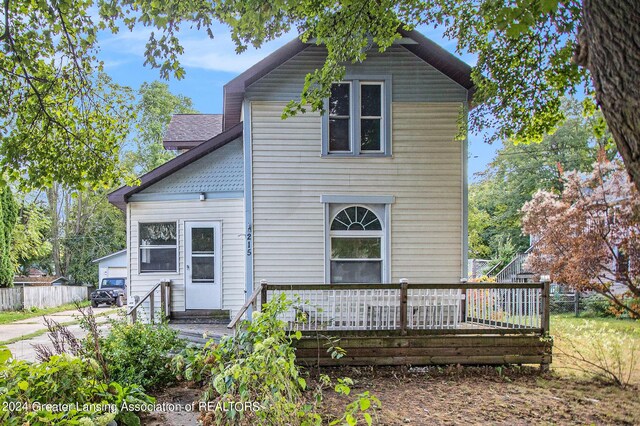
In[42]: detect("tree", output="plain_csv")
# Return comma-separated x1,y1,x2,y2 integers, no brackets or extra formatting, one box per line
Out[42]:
91,0,639,193
0,188,18,287
1,0,136,189
522,159,640,318
10,200,52,276
469,99,613,262
125,82,198,174
4,1,638,192
45,185,125,283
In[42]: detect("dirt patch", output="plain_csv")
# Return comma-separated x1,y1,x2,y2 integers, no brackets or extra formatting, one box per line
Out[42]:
142,385,201,426
311,366,640,425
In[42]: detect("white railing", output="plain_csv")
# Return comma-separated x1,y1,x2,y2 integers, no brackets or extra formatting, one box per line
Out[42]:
466,286,542,328
248,281,549,335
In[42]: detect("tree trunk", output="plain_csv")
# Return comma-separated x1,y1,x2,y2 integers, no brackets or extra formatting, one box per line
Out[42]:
46,186,62,276
574,0,640,192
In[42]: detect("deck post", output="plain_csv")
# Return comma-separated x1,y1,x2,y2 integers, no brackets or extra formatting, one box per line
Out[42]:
164,281,171,319
149,289,155,325
400,278,408,335
160,282,166,320
541,280,550,336
131,307,137,323
260,280,268,311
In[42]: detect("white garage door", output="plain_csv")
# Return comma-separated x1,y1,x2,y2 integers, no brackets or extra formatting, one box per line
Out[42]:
107,267,127,278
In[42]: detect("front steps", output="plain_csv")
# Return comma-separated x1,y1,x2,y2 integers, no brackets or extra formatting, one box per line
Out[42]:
168,310,231,347
169,309,230,324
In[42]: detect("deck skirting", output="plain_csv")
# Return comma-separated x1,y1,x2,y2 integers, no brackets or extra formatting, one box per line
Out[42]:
293,333,552,367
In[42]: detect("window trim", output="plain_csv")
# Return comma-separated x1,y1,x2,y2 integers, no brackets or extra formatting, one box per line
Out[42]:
321,75,392,157
323,202,392,284
138,221,179,274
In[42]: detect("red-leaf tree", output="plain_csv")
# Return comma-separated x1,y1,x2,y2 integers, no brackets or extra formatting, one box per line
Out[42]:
522,159,640,318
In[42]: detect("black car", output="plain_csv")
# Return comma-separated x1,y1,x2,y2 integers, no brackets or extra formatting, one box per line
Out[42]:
91,277,127,308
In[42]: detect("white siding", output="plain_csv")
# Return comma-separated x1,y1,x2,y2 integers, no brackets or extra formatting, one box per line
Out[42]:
246,46,468,103
251,101,463,284
128,198,245,315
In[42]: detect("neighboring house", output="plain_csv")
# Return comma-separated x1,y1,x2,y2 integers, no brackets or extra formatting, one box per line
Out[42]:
13,276,70,286
92,250,128,282
109,29,473,319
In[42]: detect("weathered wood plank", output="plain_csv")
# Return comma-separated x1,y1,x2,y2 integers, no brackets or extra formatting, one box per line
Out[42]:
295,335,549,349
296,354,552,367
295,346,550,358
297,328,543,338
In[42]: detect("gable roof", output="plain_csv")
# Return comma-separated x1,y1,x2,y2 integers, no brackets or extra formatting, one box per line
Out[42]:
163,114,223,150
92,249,127,264
222,28,474,131
109,123,243,209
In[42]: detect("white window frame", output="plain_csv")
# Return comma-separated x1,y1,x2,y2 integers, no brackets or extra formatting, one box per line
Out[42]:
138,221,179,274
322,198,393,284
321,75,392,157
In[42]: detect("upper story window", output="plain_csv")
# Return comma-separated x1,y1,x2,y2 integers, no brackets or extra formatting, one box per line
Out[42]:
139,222,178,273
322,77,391,157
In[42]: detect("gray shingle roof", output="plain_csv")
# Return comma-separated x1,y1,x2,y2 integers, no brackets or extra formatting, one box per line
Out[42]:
163,114,223,149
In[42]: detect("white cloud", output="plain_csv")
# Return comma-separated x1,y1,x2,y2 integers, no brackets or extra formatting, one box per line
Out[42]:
98,23,291,74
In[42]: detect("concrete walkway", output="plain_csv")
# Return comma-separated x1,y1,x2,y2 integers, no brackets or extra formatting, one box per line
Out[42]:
1,306,123,361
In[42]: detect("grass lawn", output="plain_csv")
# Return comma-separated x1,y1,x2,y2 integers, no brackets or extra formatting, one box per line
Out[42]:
551,313,640,386
0,301,90,325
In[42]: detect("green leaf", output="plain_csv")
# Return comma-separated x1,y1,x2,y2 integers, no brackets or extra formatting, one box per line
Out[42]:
364,413,373,426
18,380,29,391
359,397,370,411
0,347,11,364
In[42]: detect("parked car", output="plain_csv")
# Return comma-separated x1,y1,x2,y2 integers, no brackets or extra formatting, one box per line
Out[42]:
90,277,127,308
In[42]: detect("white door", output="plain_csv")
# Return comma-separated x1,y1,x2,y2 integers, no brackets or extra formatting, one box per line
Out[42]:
185,221,221,309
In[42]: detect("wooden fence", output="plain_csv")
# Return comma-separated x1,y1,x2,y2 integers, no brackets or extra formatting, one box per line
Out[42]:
0,286,89,311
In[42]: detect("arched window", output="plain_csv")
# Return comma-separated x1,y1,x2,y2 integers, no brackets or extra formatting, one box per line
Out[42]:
330,206,383,283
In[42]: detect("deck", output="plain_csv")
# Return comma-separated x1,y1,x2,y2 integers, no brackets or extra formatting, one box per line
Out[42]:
231,281,552,367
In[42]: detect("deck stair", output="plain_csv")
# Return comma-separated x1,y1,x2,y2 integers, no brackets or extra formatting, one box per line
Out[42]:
493,246,535,283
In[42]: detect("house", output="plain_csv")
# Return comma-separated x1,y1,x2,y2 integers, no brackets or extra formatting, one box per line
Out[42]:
92,250,127,282
109,28,472,318
13,276,70,286
110,30,553,367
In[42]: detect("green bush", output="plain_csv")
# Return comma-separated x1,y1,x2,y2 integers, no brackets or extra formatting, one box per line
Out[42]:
86,316,185,391
0,346,153,425
582,294,616,318
172,294,380,426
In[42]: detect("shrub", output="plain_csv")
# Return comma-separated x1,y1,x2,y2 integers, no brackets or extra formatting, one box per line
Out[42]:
553,320,640,388
86,314,185,391
0,346,153,425
582,294,616,318
172,294,380,425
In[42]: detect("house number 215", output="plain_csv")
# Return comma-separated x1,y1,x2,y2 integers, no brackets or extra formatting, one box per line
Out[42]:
246,225,252,256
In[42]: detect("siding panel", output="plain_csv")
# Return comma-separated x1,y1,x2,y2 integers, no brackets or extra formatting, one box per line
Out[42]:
251,101,463,284
128,199,245,316
245,46,467,103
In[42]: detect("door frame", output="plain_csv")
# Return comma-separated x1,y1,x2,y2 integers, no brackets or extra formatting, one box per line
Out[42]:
184,221,222,310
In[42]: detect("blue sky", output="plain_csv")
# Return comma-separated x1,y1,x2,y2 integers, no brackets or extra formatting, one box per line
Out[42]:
97,22,500,179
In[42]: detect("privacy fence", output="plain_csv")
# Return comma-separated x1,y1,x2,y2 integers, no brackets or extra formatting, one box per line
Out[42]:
0,286,89,311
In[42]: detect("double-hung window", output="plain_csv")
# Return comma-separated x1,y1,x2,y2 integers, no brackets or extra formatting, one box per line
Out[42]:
329,206,384,284
323,77,391,156
139,222,178,273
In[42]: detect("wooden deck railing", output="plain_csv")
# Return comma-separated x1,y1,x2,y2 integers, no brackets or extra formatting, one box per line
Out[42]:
231,280,550,335
127,281,171,324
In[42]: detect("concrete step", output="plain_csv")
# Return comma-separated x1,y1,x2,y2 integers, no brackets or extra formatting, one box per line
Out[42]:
170,323,229,348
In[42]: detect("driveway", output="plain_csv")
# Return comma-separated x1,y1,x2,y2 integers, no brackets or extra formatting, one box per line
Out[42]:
0,306,124,362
